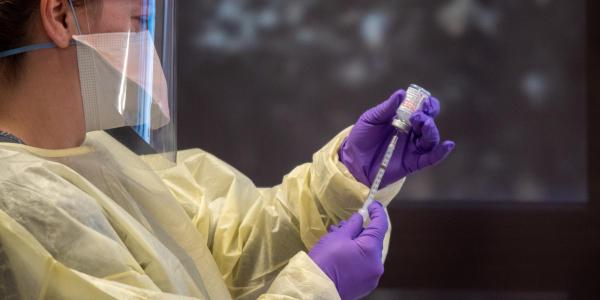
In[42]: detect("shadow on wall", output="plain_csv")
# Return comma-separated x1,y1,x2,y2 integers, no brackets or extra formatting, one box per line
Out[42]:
364,288,569,300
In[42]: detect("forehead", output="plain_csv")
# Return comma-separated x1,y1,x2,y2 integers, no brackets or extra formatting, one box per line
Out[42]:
99,0,144,13
81,0,146,18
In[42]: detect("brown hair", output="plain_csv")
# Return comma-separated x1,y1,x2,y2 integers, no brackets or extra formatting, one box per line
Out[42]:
0,0,87,83
0,0,39,83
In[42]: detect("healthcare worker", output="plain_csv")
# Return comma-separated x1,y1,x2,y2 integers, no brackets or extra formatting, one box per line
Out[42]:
0,0,454,299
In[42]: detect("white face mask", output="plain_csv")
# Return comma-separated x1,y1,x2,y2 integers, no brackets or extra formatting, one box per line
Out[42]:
73,31,171,132
0,30,172,133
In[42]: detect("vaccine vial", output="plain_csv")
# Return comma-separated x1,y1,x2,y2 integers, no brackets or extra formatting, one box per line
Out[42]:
359,83,433,224
392,84,431,133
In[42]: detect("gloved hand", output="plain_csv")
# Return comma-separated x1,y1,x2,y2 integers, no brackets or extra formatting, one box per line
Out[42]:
308,201,388,300
339,89,455,188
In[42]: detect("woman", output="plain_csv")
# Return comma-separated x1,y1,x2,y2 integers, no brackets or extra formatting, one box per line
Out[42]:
0,0,454,299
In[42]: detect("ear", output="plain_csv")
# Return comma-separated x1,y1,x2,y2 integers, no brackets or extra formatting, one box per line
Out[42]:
40,0,78,48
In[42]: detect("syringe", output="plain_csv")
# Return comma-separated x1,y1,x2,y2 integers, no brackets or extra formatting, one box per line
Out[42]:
358,84,431,221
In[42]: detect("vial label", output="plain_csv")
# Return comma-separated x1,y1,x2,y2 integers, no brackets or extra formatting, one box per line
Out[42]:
393,85,430,130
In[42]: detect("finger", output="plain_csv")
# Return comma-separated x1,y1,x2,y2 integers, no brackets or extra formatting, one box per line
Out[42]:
409,111,428,134
422,96,440,118
417,140,455,169
361,89,405,125
328,225,338,233
357,201,388,243
338,213,364,239
415,117,440,152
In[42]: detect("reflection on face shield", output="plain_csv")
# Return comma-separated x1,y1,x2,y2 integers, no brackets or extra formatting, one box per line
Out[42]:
73,31,171,132
66,0,178,162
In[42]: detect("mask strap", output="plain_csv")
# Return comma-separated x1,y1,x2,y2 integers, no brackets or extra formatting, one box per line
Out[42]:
67,0,83,35
0,41,76,58
0,0,81,59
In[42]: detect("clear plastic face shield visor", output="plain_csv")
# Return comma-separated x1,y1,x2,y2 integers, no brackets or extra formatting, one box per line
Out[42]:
70,0,177,163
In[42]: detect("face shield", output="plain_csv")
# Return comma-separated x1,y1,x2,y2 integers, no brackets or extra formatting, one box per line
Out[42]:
69,0,177,163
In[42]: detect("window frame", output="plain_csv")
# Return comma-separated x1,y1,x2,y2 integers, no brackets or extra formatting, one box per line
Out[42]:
379,2,600,298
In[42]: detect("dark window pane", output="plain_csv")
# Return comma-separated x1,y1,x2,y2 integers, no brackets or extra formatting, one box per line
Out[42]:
178,0,586,202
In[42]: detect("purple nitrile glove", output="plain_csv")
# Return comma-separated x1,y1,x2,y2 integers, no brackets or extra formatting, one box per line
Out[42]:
308,201,388,300
339,89,455,188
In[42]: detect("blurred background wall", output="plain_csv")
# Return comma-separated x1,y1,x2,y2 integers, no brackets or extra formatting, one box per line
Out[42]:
174,1,595,299
177,0,586,204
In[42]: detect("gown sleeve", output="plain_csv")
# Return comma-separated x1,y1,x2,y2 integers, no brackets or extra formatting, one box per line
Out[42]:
150,127,404,299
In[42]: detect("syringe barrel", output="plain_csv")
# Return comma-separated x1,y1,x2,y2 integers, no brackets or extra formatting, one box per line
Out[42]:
392,84,431,132
360,133,399,222
360,84,431,225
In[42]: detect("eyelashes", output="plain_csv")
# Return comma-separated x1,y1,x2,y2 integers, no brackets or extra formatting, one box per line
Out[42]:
133,16,150,28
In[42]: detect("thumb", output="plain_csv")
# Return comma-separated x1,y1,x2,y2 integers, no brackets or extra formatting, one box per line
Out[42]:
361,89,405,125
338,213,364,239
357,201,388,243
418,140,455,169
